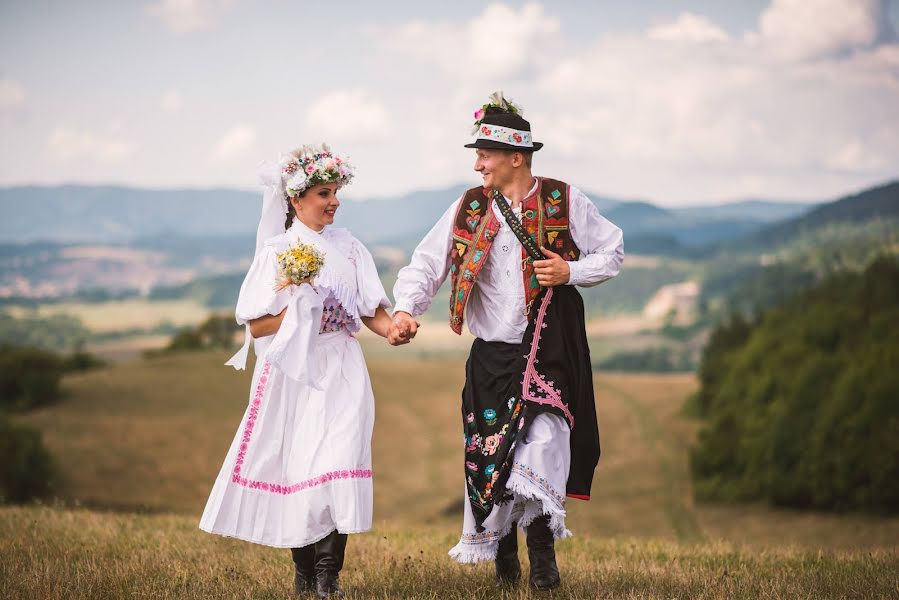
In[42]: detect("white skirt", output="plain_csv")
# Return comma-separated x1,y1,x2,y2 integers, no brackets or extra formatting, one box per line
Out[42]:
449,413,572,563
200,330,374,548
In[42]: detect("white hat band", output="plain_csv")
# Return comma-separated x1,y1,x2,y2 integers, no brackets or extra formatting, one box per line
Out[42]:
475,124,533,147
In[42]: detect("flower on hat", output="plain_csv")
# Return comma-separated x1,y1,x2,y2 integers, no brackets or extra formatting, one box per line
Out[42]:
470,90,524,135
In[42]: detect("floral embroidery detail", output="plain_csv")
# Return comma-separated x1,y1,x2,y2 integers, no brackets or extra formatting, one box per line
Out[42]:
449,179,577,333
484,434,501,455
483,408,497,423
320,296,354,333
466,412,475,423
484,464,496,476
466,461,478,471
474,123,533,147
231,361,371,494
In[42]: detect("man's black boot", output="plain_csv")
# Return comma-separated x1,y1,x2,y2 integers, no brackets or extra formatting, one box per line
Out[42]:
526,515,561,591
290,545,316,595
495,526,521,586
313,530,348,599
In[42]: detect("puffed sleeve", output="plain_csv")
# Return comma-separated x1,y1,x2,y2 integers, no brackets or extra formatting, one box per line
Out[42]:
353,238,391,318
234,242,292,325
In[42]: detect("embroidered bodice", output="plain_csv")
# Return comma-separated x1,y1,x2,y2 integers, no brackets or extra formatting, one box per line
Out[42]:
319,295,355,333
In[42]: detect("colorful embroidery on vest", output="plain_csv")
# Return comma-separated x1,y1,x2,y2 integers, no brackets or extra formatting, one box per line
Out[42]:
448,178,580,333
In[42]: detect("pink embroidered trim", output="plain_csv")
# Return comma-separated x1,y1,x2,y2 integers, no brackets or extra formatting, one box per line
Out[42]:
231,361,372,494
521,288,575,427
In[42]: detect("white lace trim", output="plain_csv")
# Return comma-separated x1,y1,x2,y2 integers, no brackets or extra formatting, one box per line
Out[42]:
447,472,571,564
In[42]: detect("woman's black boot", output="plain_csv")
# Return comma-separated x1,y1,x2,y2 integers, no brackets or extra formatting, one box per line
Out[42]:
290,545,316,595
495,526,521,586
526,515,561,591
313,530,348,599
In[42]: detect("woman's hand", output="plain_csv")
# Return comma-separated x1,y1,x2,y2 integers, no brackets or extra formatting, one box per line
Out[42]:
362,307,402,342
249,307,287,338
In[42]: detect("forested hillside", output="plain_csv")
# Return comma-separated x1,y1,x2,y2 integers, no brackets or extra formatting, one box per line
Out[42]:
691,257,899,513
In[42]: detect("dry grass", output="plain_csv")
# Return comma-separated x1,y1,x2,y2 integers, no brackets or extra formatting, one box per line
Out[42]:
5,352,899,598
1,505,896,600
15,353,899,548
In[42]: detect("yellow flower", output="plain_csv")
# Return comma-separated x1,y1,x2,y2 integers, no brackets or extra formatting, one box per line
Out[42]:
275,242,325,289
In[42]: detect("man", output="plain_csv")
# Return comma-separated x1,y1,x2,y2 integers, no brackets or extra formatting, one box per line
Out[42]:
389,92,624,590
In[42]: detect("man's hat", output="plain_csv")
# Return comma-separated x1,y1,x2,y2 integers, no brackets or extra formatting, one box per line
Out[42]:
464,91,543,152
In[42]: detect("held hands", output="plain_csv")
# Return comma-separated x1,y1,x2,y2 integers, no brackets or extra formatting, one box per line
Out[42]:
534,246,570,287
388,311,420,346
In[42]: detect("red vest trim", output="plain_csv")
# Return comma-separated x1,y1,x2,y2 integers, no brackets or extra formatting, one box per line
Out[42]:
447,177,580,334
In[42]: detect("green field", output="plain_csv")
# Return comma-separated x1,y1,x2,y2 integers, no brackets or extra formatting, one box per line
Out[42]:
3,352,898,598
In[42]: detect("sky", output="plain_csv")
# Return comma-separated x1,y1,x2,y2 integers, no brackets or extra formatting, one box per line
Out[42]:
1,0,897,206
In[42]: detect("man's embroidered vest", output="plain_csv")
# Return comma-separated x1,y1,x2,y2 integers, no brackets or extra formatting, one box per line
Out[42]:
447,177,580,334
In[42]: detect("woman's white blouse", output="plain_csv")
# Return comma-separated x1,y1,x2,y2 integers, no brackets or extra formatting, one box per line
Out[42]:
235,226,390,327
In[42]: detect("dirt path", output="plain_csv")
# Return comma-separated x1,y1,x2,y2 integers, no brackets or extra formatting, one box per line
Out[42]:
601,376,704,543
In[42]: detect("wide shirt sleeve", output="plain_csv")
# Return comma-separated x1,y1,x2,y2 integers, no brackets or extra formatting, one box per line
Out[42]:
566,186,625,287
392,197,460,317
234,242,292,325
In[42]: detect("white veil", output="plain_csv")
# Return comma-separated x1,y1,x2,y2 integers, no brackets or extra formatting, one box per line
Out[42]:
224,159,289,371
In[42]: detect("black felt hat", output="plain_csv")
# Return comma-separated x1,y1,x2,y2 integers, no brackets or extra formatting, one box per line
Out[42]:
464,110,543,152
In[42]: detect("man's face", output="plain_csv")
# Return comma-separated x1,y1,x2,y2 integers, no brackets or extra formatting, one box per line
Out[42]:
473,149,514,189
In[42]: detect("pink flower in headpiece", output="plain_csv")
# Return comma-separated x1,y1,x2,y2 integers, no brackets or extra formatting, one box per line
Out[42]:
305,164,316,174
473,108,485,121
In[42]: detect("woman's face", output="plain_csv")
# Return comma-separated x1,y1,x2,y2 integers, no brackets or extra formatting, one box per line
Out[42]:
291,183,340,230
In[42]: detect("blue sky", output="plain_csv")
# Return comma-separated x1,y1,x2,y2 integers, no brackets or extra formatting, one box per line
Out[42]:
1,1,897,205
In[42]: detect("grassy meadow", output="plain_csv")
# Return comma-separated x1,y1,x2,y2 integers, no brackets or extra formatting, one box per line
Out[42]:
3,351,898,598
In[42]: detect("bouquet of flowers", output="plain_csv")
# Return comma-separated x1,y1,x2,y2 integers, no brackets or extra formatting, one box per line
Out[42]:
275,241,325,290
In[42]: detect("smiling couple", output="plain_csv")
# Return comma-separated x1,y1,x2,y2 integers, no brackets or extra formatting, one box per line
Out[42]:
199,91,624,598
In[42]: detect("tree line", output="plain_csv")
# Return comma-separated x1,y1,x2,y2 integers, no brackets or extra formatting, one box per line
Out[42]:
690,256,899,514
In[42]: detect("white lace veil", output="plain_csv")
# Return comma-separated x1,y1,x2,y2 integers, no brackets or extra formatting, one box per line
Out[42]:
224,159,289,370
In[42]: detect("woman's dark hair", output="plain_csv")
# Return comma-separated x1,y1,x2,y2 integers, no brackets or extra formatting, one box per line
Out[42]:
284,190,307,229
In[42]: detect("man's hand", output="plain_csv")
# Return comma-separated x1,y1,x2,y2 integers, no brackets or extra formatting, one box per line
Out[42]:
533,247,571,287
388,311,420,346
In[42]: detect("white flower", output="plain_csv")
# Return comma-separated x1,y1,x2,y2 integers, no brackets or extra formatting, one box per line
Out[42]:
285,171,308,196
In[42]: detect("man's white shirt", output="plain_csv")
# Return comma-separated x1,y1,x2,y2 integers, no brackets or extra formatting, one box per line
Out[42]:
393,178,625,344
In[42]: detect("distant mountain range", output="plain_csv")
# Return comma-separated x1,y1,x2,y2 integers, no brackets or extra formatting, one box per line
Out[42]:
734,180,899,250
0,183,816,251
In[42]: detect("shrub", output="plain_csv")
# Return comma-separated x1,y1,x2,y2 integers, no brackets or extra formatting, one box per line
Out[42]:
0,415,56,503
0,346,63,411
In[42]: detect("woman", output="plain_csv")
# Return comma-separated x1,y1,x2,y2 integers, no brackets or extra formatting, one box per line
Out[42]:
200,144,394,598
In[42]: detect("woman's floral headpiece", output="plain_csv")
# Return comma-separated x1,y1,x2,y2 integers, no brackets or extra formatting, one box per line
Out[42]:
471,91,523,135
279,143,354,198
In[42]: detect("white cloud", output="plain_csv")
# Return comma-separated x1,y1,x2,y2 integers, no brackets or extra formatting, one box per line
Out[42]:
0,79,26,109
647,13,729,43
756,0,895,60
352,1,899,202
211,124,256,162
160,91,183,113
303,90,391,141
373,2,560,81
144,0,231,34
47,128,137,163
